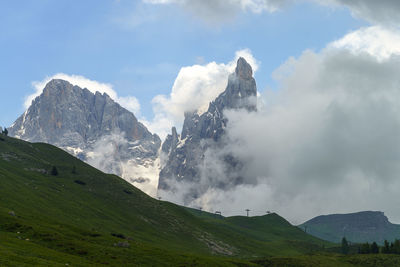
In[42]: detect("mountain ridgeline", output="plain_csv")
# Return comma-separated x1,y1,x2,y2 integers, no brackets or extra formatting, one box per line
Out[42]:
300,211,400,244
9,57,258,203
9,79,161,189
159,57,257,203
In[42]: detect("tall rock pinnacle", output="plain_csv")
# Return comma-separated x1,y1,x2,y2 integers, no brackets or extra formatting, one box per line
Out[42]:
213,57,257,113
235,57,253,80
158,57,257,201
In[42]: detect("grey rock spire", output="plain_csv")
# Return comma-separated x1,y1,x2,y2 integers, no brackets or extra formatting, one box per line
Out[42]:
158,57,257,201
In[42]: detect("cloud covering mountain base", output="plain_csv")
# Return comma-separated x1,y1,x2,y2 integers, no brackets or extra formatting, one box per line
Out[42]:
160,27,400,224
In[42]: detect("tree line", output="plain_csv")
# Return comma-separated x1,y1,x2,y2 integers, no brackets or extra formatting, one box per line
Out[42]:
1,127,8,136
341,237,400,255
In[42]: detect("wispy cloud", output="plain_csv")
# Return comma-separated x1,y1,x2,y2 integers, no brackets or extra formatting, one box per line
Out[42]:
145,0,400,26
143,0,289,24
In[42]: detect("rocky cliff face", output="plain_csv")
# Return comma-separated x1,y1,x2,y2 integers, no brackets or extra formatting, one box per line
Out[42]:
300,211,400,244
158,57,257,203
9,79,161,193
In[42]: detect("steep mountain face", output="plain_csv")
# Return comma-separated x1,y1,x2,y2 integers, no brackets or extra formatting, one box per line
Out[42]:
300,211,400,244
159,57,257,203
9,79,161,191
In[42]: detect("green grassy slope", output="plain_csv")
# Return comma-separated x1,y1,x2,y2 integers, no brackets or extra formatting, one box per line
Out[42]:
0,135,330,265
186,208,329,256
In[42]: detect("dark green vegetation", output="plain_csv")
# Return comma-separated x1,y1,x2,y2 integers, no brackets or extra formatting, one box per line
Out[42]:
1,127,8,136
1,135,400,266
253,254,400,267
300,211,400,244
342,237,350,255
358,239,400,255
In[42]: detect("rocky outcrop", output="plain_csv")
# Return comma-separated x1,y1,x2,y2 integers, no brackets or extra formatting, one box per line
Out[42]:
158,57,257,202
9,79,161,189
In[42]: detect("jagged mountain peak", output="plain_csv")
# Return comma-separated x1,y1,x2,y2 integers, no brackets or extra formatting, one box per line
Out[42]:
212,57,257,113
12,78,154,141
9,79,161,192
45,78,71,87
235,57,253,80
42,79,74,95
158,56,258,199
42,79,111,100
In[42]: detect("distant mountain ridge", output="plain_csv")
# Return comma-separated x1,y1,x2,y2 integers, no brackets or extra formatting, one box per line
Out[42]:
300,211,400,244
9,79,161,190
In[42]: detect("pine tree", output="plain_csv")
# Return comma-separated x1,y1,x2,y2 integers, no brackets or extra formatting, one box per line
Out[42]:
51,166,58,176
341,237,349,255
394,239,400,254
2,127,8,136
371,242,379,254
383,240,390,254
360,242,371,254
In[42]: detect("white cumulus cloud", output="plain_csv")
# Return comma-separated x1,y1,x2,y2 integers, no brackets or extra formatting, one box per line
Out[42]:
330,26,400,61
144,49,259,139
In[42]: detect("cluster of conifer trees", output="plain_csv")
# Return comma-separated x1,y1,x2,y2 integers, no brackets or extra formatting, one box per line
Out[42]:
342,237,400,255
1,127,8,136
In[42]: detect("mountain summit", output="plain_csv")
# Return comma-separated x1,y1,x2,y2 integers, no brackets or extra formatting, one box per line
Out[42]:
212,57,257,114
158,57,257,202
9,79,161,191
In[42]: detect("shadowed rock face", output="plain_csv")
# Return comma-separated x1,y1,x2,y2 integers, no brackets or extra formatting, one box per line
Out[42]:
9,79,161,181
300,211,400,244
158,57,257,202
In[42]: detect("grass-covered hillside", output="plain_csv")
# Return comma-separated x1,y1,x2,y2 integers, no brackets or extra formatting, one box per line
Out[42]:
2,135,400,266
0,135,327,265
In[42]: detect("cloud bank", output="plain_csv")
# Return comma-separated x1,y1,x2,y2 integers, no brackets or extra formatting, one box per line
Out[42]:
160,27,400,224
86,131,160,197
27,73,141,115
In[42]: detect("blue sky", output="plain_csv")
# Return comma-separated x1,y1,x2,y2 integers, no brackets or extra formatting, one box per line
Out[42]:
0,0,365,129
